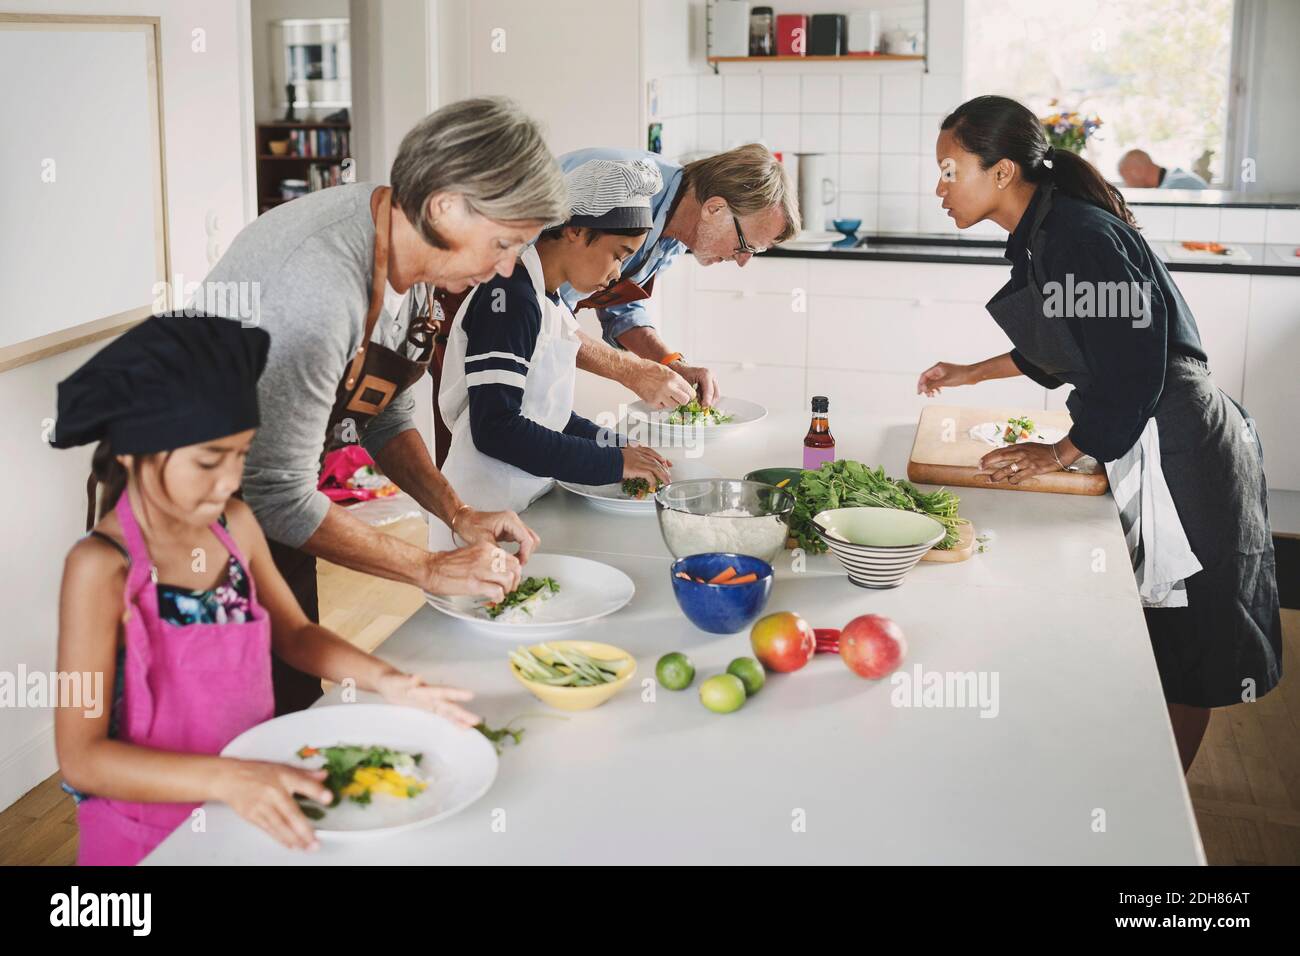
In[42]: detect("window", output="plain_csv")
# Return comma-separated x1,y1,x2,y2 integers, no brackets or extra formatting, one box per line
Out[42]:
964,0,1235,185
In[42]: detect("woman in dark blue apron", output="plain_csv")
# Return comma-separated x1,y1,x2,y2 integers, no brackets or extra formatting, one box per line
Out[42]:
918,95,1282,773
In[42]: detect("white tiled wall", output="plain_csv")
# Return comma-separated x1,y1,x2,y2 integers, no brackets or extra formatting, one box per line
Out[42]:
685,68,969,235
1130,205,1300,244
645,0,979,237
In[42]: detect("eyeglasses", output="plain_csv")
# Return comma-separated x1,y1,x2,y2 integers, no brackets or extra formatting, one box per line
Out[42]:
731,213,765,257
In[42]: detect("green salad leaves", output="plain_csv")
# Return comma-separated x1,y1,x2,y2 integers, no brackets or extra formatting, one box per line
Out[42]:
789,460,964,553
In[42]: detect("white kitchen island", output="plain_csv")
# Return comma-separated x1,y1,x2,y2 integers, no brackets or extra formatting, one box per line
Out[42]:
145,411,1204,865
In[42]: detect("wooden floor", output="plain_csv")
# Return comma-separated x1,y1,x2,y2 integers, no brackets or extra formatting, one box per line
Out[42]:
2,518,1296,864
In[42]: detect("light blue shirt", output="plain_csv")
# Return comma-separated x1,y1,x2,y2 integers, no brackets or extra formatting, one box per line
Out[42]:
556,148,688,348
1160,167,1209,190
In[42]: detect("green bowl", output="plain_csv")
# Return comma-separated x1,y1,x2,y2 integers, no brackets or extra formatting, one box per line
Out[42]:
743,467,806,491
812,507,946,548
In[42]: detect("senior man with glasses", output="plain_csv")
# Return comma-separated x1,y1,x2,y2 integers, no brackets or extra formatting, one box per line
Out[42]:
554,143,801,410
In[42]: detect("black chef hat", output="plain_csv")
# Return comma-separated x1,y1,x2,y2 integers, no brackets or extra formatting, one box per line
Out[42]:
50,312,271,455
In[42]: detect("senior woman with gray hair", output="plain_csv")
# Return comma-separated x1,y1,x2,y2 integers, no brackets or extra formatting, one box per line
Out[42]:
197,97,568,713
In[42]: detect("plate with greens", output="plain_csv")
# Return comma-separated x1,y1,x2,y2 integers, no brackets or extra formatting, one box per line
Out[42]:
558,457,719,514
624,395,766,442
220,704,497,838
424,553,635,636
969,416,1066,449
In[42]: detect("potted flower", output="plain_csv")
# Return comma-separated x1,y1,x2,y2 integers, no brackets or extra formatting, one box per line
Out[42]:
1041,102,1102,154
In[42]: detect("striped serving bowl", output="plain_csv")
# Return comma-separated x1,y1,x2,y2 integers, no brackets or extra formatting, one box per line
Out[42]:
812,507,946,589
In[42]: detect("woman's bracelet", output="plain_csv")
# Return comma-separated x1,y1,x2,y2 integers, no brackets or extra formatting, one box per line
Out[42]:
1050,442,1071,472
449,504,472,539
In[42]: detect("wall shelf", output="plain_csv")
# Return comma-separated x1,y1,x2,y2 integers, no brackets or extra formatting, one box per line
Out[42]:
707,54,925,64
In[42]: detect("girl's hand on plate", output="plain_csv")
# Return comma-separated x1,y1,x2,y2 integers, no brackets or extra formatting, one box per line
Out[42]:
216,758,332,851
377,671,480,728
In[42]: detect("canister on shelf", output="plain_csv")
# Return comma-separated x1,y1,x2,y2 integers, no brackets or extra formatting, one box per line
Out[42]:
808,14,846,55
776,14,807,56
749,6,775,56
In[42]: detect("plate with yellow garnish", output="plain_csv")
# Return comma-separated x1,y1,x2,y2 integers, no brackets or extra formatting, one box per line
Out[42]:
221,704,497,838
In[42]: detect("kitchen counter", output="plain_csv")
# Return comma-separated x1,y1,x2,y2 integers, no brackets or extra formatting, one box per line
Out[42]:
767,234,1300,276
1121,188,1300,209
145,411,1204,865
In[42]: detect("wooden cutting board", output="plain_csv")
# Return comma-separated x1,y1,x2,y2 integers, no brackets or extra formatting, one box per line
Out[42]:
920,520,975,563
907,405,1108,496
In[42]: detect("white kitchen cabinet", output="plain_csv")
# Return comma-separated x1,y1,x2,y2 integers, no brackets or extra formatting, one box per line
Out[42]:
1170,272,1249,401
807,295,1016,373
693,255,807,293
696,361,807,414
1243,275,1300,491
691,290,808,368
808,259,1007,303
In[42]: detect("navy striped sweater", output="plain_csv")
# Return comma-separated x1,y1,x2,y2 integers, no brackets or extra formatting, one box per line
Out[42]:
461,261,622,485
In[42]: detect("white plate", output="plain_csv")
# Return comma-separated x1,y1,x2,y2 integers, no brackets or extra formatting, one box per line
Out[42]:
558,458,720,514
969,420,1067,448
1163,241,1252,262
424,553,635,636
624,396,767,443
221,704,497,839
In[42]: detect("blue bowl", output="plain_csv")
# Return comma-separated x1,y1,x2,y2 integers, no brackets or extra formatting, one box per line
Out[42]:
670,553,774,635
832,218,862,238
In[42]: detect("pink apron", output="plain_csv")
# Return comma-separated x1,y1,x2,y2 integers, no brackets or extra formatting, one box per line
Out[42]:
76,491,275,866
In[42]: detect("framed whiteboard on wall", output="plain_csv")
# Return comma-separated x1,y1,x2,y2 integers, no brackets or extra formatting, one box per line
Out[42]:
0,14,170,373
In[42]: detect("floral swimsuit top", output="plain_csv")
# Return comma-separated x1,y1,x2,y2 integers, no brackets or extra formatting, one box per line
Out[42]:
90,513,253,625
62,514,253,803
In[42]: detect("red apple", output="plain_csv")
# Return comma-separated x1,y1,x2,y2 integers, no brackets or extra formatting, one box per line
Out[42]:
839,614,907,679
750,611,816,673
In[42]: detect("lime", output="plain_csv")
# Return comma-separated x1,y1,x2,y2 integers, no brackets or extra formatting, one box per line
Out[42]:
726,657,766,696
655,652,695,691
699,674,747,714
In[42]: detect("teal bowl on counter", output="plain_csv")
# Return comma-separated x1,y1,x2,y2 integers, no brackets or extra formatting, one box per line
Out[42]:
743,467,806,491
813,506,945,589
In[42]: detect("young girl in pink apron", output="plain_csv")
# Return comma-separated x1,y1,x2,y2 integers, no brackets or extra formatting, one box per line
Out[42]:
51,313,480,865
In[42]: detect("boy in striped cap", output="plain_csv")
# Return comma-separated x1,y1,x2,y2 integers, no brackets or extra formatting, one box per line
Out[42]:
433,159,674,542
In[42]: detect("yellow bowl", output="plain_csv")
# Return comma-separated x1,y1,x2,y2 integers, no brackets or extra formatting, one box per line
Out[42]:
508,640,637,711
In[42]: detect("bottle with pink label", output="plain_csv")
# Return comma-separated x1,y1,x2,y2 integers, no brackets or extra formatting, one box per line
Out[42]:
802,395,835,470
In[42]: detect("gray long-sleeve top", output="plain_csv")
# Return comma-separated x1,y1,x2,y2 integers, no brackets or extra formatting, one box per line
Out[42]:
194,183,418,547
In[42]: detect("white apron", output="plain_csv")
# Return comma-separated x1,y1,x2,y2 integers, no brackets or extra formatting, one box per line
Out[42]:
431,246,580,550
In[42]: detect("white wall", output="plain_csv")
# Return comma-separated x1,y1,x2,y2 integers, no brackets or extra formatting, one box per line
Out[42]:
250,0,350,124
1240,0,1300,192
453,0,643,155
0,0,256,813
647,0,967,233
349,0,434,182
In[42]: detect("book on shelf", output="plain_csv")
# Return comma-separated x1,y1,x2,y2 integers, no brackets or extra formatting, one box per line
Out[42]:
306,162,347,191
284,127,349,158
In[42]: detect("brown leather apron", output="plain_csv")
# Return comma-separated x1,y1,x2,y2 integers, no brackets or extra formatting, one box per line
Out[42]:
268,185,436,714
